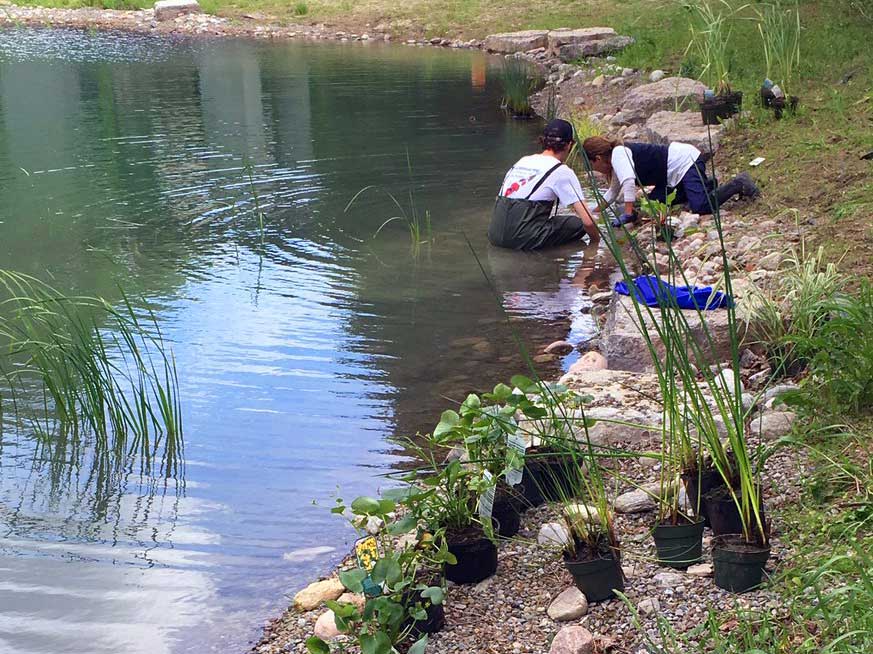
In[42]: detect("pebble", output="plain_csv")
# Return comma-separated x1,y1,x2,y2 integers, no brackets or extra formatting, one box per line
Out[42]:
547,587,589,621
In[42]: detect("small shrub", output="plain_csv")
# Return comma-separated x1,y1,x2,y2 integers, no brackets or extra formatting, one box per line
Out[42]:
294,1,309,16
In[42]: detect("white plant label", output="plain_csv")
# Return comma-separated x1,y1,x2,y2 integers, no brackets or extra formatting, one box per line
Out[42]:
749,157,766,167
505,432,526,486
478,471,495,519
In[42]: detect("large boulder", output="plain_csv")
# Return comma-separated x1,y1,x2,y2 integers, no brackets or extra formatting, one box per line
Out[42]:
643,110,725,154
154,0,201,21
619,77,707,123
483,29,549,53
548,27,634,62
601,295,740,373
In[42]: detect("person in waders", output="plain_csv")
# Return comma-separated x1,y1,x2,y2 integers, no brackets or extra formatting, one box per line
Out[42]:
489,119,600,250
581,136,761,227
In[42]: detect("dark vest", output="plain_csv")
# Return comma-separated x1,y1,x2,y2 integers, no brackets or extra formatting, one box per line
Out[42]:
625,142,669,188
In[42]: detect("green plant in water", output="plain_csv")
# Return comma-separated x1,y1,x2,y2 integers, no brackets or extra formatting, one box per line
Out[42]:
0,270,183,475
243,161,266,247
497,58,542,118
345,151,433,257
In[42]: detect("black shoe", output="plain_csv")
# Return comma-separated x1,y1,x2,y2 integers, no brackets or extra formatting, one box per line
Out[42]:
736,172,761,200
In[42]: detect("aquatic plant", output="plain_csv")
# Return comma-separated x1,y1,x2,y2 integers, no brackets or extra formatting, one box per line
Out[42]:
686,0,743,95
497,58,541,118
345,151,433,256
243,161,267,246
0,271,183,463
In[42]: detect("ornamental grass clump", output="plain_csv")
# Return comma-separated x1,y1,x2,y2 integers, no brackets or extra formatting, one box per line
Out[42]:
497,58,542,118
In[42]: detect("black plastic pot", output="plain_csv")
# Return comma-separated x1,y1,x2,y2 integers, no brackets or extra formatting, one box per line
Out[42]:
773,96,799,120
712,534,771,593
701,91,743,125
653,519,705,569
492,490,522,538
704,487,766,537
521,453,583,506
404,600,445,637
681,467,725,527
445,534,497,584
563,552,624,602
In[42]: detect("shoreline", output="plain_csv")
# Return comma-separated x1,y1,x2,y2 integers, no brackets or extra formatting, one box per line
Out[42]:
0,4,484,48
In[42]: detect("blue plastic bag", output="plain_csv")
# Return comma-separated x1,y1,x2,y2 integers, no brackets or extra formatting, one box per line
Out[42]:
614,275,732,310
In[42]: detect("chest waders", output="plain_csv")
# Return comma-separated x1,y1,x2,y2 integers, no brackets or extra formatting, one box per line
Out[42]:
488,163,587,251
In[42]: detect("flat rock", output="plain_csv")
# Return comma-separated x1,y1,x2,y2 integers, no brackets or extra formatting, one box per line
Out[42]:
620,77,707,123
644,110,724,154
483,29,549,53
545,340,575,355
538,522,572,548
638,597,661,615
762,384,799,407
314,609,341,640
547,587,589,621
294,577,345,611
549,625,595,654
548,27,634,62
578,406,659,445
758,251,782,270
613,481,664,513
563,503,601,525
154,0,201,21
602,295,740,373
752,410,796,441
653,571,685,587
686,562,713,577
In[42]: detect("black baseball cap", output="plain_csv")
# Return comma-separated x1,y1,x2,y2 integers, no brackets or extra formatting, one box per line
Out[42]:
543,118,575,143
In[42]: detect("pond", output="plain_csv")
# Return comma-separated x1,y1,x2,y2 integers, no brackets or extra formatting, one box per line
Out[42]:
0,28,609,653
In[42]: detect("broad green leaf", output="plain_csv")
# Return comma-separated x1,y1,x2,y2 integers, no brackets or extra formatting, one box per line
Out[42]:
459,393,481,416
377,498,396,514
490,383,512,402
411,607,428,621
433,409,461,438
305,636,330,654
371,557,401,585
407,635,429,654
522,405,548,419
338,568,367,593
351,496,382,515
510,375,533,391
381,487,413,501
421,586,444,605
325,600,357,618
360,632,392,654
387,513,417,535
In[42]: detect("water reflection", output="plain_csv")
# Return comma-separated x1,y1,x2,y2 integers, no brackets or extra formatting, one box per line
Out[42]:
0,29,607,653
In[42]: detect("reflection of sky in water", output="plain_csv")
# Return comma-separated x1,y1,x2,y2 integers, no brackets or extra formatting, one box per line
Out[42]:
0,28,608,653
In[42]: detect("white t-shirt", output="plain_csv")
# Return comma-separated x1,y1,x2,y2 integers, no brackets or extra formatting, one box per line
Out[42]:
500,154,585,207
604,142,702,204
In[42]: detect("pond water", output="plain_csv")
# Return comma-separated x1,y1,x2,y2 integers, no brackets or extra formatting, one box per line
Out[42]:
0,28,609,654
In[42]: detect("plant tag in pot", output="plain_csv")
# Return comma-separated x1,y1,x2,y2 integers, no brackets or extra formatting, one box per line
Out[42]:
478,471,495,519
505,433,527,486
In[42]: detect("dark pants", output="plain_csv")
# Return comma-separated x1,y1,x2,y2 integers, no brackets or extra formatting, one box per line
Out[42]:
489,196,588,250
650,157,717,215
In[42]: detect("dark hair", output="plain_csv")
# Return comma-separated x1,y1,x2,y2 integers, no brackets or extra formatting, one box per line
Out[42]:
539,135,572,152
582,136,621,161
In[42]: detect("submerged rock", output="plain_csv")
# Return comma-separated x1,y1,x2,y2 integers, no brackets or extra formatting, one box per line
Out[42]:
547,587,589,621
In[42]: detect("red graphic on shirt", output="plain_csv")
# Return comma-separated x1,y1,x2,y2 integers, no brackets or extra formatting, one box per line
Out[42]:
504,173,537,197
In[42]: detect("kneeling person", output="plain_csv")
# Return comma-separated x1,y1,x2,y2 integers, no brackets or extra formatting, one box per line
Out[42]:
489,119,599,250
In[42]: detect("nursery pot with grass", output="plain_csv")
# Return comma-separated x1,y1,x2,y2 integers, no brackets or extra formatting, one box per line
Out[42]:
681,467,725,527
522,451,584,505
712,534,771,593
403,600,446,638
492,487,522,538
653,518,705,569
444,528,497,584
701,91,743,125
773,96,799,120
704,487,766,537
563,548,624,602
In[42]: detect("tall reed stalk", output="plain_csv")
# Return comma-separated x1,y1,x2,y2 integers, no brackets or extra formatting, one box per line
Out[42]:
756,1,801,97
497,58,541,118
0,271,183,475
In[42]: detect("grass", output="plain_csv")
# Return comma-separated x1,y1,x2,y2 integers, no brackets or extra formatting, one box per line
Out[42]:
497,58,541,117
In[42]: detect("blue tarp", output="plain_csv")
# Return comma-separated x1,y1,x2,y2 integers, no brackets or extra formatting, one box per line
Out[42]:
614,275,733,310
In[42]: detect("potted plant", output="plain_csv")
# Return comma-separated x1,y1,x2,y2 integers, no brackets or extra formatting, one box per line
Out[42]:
687,0,744,124
306,494,452,654
756,2,801,118
402,458,499,585
553,445,625,602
